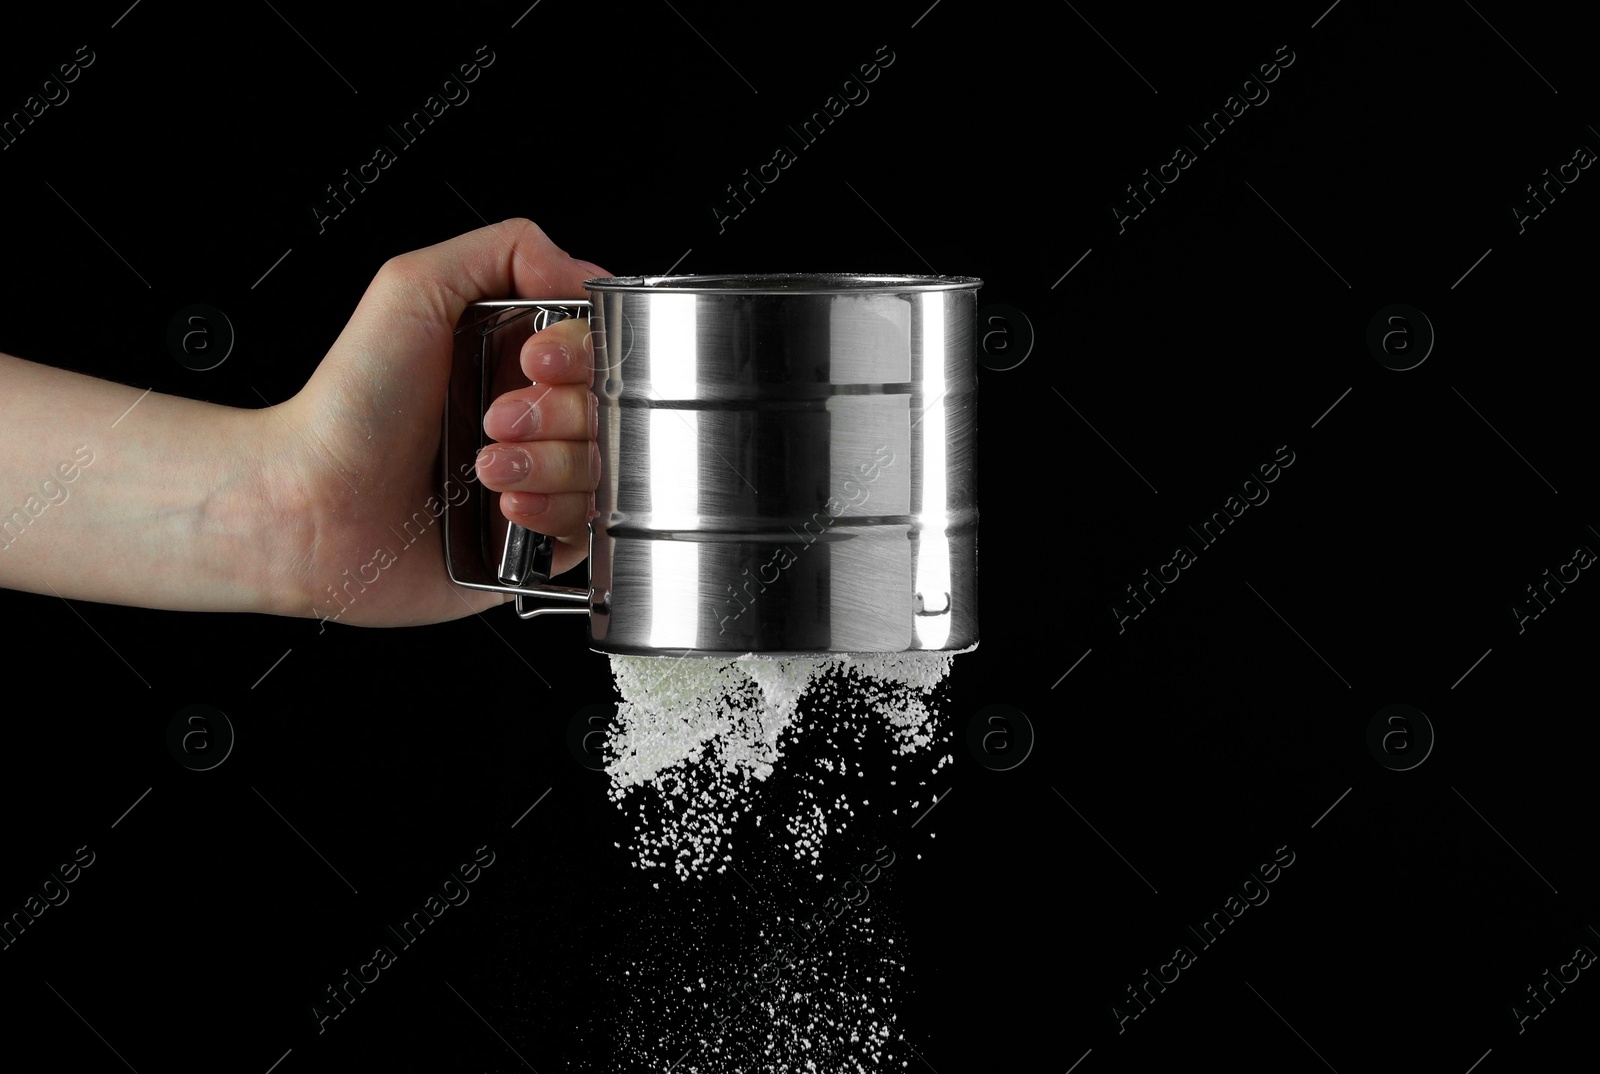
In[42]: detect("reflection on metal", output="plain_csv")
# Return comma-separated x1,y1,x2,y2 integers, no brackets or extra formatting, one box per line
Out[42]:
446,275,981,656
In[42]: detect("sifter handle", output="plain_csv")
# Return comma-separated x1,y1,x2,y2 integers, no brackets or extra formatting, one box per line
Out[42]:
443,300,592,619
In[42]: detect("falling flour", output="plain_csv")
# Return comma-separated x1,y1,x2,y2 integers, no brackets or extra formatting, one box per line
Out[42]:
610,888,911,1074
603,651,957,881
597,649,963,1072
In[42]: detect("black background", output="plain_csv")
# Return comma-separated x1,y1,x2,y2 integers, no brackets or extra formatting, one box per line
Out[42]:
1,1,1596,1071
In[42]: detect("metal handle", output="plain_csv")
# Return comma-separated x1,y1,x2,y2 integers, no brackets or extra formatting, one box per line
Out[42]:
444,300,593,619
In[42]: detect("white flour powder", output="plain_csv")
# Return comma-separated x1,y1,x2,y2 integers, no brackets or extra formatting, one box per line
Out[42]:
612,896,909,1073
604,651,957,881
599,648,963,1071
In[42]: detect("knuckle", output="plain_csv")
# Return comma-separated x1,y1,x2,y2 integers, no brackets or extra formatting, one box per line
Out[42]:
522,446,550,486
560,388,589,431
529,443,575,487
377,252,423,286
504,216,557,250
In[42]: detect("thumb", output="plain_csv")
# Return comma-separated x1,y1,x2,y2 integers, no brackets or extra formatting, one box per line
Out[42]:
358,217,601,339
301,218,604,411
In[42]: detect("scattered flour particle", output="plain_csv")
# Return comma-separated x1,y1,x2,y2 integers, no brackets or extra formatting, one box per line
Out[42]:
603,651,957,880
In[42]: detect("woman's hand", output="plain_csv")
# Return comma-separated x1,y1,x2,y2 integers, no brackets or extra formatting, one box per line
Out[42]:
0,217,606,626
263,217,607,627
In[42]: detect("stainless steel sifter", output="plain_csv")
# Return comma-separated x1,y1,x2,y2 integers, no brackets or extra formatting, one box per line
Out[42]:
444,274,981,656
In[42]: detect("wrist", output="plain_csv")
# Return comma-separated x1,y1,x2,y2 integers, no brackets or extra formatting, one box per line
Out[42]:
216,404,319,619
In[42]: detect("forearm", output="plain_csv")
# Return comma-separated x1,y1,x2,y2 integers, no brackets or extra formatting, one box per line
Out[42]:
0,352,292,614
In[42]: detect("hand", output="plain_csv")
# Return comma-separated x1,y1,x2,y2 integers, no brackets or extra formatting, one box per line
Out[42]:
474,313,600,583
265,218,608,628
0,217,604,625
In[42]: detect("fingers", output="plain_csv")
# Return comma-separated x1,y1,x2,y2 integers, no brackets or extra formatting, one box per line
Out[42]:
499,491,595,537
484,319,596,439
483,384,595,441
388,225,606,534
475,440,599,494
479,314,599,529
520,315,595,386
